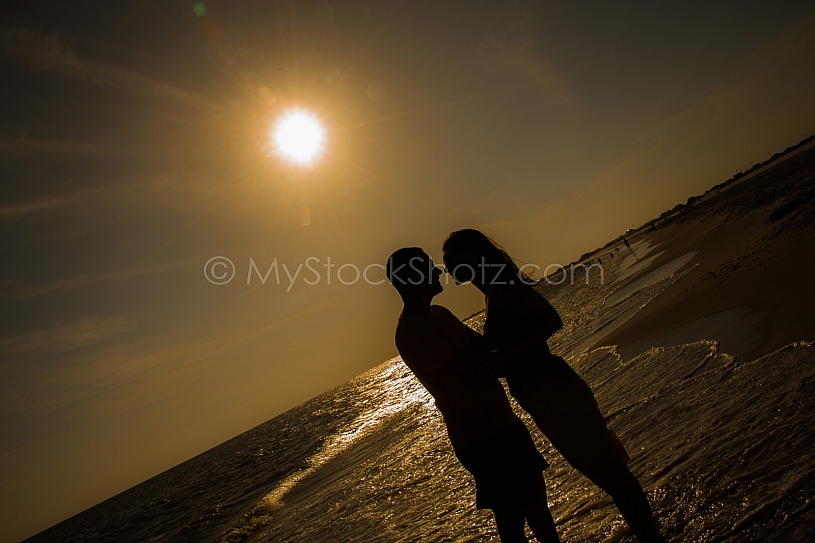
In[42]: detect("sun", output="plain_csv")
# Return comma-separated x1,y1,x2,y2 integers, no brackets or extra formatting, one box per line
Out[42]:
272,109,326,166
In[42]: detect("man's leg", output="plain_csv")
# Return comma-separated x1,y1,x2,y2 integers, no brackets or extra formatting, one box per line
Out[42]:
525,477,561,543
493,509,528,543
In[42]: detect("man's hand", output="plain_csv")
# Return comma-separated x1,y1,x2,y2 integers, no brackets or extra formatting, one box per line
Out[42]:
472,350,510,379
447,348,510,378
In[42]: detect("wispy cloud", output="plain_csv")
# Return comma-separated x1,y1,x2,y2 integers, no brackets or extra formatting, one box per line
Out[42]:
0,170,215,225
0,316,127,360
0,26,218,113
0,295,343,423
0,133,139,159
471,12,815,267
0,197,71,220
476,14,573,106
4,259,196,299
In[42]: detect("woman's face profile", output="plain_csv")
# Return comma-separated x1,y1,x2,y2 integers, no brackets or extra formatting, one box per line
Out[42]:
443,247,480,285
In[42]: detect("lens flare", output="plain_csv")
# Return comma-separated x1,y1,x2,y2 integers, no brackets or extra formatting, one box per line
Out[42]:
272,110,325,166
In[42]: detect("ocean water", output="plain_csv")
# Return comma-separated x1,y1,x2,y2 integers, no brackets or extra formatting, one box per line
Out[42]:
25,245,815,543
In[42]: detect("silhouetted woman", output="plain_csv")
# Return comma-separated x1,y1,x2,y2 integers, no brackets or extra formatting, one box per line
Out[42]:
442,229,665,543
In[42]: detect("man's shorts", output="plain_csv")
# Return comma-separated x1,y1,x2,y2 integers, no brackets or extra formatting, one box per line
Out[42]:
456,418,548,511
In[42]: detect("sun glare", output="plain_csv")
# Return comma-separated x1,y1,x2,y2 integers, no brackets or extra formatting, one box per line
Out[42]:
272,109,325,166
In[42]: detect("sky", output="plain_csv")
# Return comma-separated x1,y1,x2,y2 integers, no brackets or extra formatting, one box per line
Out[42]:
1,0,815,540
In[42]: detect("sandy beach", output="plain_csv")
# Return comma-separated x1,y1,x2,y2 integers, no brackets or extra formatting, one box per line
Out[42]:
585,139,815,362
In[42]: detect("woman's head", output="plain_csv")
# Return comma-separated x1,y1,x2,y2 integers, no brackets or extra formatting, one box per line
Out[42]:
442,229,532,288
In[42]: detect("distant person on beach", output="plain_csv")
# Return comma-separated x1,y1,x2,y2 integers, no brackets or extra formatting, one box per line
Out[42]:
387,247,560,543
623,237,632,250
442,230,665,543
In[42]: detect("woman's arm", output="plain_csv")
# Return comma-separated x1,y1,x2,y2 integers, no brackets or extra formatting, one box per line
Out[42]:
497,317,561,360
485,284,562,372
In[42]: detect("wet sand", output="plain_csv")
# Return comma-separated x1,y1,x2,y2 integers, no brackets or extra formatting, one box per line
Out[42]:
594,139,815,362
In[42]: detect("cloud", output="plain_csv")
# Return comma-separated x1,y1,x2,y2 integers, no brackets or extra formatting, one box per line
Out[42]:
4,259,196,299
0,294,344,427
0,26,218,113
0,167,218,228
470,12,815,268
0,316,127,361
476,14,573,106
0,197,70,220
0,133,137,158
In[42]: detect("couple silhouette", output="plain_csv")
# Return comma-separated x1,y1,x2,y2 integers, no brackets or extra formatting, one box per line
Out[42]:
388,229,664,543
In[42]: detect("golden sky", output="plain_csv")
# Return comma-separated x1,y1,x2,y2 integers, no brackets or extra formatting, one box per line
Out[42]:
2,1,815,540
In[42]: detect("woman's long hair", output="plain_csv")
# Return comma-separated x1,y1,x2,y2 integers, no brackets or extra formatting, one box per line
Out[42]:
442,229,536,285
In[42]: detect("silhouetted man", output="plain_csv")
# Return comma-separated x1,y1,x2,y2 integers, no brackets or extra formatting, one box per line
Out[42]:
387,247,559,543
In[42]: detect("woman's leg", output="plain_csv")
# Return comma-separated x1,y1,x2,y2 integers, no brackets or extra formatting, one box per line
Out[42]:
525,477,561,543
493,509,528,543
516,376,665,543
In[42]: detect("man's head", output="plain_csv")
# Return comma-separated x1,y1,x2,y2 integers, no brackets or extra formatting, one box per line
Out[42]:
386,247,443,302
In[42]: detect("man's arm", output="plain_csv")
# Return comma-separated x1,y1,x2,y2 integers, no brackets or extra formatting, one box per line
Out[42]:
428,305,538,379
397,321,462,380
429,307,496,377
